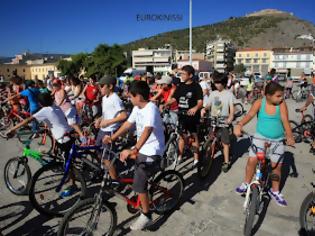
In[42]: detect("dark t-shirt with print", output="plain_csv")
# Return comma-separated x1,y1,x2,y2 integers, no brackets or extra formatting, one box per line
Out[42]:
173,81,203,121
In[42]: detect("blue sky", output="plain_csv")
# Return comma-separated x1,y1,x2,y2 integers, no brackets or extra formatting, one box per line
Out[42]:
0,0,314,56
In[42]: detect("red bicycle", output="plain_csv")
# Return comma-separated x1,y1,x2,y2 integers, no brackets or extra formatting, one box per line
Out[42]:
58,145,185,236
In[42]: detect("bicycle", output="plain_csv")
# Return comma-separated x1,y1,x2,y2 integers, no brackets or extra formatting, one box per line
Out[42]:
241,133,291,236
28,141,102,217
4,130,57,195
299,169,315,235
197,116,232,179
163,109,198,170
292,85,310,102
291,109,314,144
0,103,30,138
57,145,184,236
234,102,246,119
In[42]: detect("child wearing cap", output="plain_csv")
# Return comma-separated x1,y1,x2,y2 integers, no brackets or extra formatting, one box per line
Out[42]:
94,76,128,180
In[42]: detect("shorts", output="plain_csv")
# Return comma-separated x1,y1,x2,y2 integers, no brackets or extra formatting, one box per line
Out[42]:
178,115,200,134
133,153,160,193
96,130,116,160
216,127,230,145
56,137,74,161
248,133,284,164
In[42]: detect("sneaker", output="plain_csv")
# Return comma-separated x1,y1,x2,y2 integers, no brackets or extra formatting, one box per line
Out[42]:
268,190,288,207
60,185,79,198
221,162,230,173
193,159,199,168
235,182,248,195
130,213,152,231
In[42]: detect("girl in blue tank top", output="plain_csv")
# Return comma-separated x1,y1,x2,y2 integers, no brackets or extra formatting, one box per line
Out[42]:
233,82,295,207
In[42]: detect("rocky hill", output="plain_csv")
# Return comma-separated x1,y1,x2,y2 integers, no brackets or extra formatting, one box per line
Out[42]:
122,9,315,52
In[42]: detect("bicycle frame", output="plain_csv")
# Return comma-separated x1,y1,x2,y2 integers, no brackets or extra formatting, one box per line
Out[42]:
100,147,171,211
55,144,102,192
243,136,283,211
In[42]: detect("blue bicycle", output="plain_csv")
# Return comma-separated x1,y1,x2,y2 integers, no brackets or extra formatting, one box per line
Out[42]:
28,142,103,217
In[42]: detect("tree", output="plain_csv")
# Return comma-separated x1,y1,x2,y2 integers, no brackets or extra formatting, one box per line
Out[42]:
57,53,88,76
84,44,127,78
233,63,246,75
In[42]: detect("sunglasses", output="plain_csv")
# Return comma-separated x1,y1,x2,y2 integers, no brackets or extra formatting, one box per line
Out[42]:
52,83,60,87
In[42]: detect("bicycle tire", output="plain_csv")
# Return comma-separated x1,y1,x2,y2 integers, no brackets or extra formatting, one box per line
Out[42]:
0,116,12,138
4,157,31,195
234,103,245,119
299,192,315,235
29,162,87,217
30,132,55,154
198,139,213,179
164,140,178,170
244,185,259,236
304,115,314,123
57,197,117,236
149,170,184,215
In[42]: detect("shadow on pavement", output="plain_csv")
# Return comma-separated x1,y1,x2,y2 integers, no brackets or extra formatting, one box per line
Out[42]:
280,151,298,192
0,201,33,232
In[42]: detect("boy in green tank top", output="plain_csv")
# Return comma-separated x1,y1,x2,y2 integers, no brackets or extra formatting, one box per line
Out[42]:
234,82,295,207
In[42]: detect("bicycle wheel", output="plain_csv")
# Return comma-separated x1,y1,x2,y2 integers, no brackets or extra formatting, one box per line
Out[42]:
29,162,87,217
304,115,314,123
4,157,31,195
30,132,55,154
164,140,178,170
299,192,315,235
0,116,12,138
198,139,213,179
58,197,117,236
244,185,260,236
292,90,302,102
234,103,245,119
149,170,184,215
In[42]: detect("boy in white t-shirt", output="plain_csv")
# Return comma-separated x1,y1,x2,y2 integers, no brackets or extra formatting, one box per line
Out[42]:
6,92,87,196
103,80,165,231
94,75,127,180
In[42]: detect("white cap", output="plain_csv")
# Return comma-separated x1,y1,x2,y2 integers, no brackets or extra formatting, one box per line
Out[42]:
156,75,172,85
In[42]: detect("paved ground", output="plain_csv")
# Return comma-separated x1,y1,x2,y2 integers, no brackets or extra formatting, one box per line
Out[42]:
0,97,314,236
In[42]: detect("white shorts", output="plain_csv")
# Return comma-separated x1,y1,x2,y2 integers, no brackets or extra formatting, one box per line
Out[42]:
248,133,284,164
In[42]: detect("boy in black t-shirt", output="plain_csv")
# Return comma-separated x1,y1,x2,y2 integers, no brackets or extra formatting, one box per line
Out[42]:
167,65,203,166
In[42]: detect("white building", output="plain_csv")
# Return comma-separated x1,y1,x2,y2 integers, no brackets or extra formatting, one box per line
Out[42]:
206,39,235,72
272,47,314,78
132,44,173,74
177,60,211,72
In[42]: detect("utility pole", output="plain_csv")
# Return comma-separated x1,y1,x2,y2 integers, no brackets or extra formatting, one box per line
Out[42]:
189,0,192,65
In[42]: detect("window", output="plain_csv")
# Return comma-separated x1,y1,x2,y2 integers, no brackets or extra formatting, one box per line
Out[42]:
23,69,25,72
255,53,258,57
239,54,242,58
7,69,9,72
297,54,301,60
263,53,267,57
296,62,300,68
238,59,243,64
262,59,267,63
306,55,311,60
245,59,251,63
247,53,250,57
253,59,258,63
